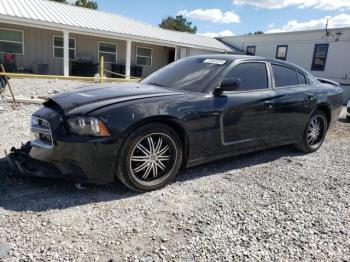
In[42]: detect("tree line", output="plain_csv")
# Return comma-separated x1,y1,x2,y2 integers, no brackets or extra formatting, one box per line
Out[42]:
50,0,98,10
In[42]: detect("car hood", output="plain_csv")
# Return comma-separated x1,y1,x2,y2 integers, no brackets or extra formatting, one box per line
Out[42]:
46,82,183,115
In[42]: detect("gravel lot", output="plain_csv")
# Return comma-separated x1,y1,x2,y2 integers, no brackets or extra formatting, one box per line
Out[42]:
0,79,349,261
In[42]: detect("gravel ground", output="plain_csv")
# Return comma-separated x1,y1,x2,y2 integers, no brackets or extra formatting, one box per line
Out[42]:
4,78,93,98
0,79,349,261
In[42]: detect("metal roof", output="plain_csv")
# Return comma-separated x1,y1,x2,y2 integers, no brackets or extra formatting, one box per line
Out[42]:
0,0,231,52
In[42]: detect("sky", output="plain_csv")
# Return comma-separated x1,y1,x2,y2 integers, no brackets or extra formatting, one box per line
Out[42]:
97,0,350,37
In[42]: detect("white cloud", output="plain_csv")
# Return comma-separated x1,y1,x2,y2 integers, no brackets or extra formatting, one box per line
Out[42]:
301,0,350,10
178,9,240,24
198,30,235,37
233,0,350,10
266,13,350,33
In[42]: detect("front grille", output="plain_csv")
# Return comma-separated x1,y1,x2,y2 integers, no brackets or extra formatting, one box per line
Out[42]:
38,118,50,129
31,117,54,148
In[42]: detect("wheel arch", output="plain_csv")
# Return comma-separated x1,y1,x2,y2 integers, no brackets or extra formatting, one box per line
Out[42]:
314,103,332,128
122,116,190,169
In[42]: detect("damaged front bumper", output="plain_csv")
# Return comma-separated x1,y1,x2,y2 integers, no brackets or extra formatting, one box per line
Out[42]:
6,142,92,182
6,138,120,184
7,142,67,179
6,101,122,184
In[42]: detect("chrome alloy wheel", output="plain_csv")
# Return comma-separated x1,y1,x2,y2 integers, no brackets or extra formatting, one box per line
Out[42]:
129,133,177,186
307,116,325,145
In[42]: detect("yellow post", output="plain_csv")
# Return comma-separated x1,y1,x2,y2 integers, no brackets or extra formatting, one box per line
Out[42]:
100,56,104,83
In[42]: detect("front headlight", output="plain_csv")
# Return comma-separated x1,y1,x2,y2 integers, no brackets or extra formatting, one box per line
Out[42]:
66,117,111,137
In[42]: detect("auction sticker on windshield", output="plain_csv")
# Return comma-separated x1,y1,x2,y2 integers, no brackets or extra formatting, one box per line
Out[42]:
203,59,227,65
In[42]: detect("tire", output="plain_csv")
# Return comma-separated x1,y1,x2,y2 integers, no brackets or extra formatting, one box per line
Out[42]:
347,115,350,121
116,123,183,192
294,110,328,153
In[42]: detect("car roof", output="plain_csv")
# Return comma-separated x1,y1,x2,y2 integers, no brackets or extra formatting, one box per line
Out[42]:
188,54,262,61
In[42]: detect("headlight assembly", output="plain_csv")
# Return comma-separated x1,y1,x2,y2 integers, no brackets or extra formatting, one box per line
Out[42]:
66,117,111,137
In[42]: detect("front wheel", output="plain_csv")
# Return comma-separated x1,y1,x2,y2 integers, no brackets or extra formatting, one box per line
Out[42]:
116,123,183,192
294,110,328,153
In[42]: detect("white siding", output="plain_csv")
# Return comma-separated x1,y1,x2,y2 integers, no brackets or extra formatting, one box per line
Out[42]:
0,22,173,77
221,28,350,85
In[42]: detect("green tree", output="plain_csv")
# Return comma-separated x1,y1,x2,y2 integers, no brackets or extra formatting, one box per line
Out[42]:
75,0,98,10
159,15,197,34
50,0,98,10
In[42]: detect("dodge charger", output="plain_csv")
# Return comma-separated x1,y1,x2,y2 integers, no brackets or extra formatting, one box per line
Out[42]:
8,55,343,192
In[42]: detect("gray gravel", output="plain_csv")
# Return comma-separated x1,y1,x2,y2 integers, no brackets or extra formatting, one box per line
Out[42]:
0,79,349,261
5,78,92,98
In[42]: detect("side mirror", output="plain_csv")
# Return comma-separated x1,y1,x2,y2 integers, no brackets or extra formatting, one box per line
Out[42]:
214,78,240,95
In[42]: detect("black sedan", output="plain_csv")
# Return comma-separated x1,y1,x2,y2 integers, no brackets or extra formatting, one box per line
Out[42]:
8,55,343,192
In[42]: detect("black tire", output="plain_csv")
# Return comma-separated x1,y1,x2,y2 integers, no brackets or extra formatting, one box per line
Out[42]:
116,123,183,192
294,110,328,153
347,115,350,121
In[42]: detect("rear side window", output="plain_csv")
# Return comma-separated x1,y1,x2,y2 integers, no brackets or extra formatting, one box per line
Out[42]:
297,71,307,85
272,64,298,88
226,62,268,91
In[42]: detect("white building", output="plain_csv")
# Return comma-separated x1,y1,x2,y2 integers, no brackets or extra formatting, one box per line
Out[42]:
220,27,350,102
0,0,233,78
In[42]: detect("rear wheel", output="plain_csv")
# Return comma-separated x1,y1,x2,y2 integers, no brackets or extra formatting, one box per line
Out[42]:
116,123,183,192
294,110,328,153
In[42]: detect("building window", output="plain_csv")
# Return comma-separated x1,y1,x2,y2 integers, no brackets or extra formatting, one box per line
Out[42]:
136,46,152,66
0,28,24,55
98,42,117,63
311,44,329,71
246,46,256,56
53,36,76,59
276,45,288,60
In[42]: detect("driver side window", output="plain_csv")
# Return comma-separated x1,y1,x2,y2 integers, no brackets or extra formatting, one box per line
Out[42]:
225,62,268,91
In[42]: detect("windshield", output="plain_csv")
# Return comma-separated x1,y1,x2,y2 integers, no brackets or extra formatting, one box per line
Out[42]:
141,57,230,93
